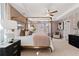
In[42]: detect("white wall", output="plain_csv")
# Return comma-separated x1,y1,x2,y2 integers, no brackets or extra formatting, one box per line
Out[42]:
60,7,79,40
52,21,58,34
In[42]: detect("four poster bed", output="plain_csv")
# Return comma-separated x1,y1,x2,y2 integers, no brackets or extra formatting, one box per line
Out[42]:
17,17,54,52
20,32,54,52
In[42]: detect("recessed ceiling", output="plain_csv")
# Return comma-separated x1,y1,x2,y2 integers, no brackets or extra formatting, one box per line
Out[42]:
10,3,79,21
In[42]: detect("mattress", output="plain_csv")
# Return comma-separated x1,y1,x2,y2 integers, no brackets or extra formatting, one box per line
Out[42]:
15,35,33,46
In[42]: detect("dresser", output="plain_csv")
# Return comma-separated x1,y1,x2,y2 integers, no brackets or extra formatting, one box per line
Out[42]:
69,35,79,48
0,40,21,56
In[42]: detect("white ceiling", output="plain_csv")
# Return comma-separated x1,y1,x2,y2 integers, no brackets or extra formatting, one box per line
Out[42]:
10,3,79,21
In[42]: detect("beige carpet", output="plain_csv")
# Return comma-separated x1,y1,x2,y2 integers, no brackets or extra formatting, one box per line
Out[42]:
21,39,79,56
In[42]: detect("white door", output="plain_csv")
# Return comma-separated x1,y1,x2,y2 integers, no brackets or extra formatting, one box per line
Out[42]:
63,20,70,40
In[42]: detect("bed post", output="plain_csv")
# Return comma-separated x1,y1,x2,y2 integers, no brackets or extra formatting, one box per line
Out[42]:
50,17,53,40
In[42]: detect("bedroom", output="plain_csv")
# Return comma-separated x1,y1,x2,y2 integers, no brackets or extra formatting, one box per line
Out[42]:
0,3,79,56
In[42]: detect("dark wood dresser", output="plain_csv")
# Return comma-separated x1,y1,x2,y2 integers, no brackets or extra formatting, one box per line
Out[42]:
69,35,79,48
0,40,21,56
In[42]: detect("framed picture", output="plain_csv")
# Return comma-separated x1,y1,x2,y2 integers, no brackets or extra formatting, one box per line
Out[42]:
58,22,64,30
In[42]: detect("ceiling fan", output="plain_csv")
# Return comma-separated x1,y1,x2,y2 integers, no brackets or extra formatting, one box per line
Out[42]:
48,9,58,16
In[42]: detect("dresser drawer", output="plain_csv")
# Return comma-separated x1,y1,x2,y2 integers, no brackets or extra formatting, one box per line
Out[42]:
4,45,13,56
69,35,79,48
12,44,18,49
0,40,21,56
12,50,18,55
12,41,20,51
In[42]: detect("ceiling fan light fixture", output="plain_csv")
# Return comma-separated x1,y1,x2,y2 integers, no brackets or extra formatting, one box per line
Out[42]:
48,13,54,16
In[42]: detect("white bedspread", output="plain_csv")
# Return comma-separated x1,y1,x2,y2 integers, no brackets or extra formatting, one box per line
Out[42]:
15,35,34,46
15,32,50,46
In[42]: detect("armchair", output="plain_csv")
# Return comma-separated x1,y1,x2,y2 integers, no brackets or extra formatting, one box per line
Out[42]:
53,32,60,39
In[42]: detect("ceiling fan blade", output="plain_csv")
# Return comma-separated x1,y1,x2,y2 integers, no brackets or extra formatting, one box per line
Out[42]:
50,14,54,16
50,10,58,13
47,9,58,16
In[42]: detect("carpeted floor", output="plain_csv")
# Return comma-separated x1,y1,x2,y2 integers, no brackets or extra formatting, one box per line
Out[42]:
21,38,79,56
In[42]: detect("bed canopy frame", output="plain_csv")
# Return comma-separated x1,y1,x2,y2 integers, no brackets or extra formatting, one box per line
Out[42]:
20,17,54,52
26,17,53,40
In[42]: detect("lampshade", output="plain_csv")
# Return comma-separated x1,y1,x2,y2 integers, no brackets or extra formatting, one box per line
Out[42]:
2,20,17,43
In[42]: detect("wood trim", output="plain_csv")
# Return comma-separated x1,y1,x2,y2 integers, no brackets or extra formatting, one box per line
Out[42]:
27,17,51,18
21,46,52,52
21,46,50,49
